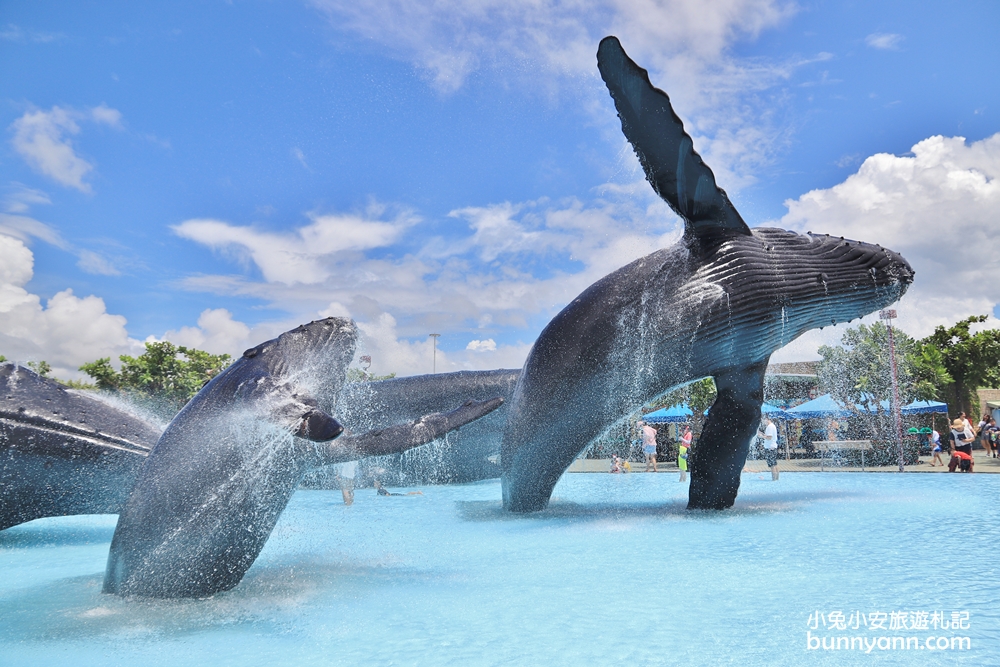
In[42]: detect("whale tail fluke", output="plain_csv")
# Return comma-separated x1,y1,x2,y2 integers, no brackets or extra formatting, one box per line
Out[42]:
597,36,750,245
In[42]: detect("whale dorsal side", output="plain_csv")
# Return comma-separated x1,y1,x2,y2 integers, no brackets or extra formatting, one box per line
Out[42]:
597,36,750,247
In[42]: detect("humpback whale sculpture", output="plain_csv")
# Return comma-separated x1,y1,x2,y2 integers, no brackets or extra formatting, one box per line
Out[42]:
103,317,502,597
320,369,521,486
500,37,914,512
0,363,162,531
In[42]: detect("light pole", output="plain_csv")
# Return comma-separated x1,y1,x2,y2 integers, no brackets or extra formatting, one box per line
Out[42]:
429,333,440,374
880,309,905,472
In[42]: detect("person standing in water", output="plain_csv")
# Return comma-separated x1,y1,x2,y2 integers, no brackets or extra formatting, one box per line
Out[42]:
678,425,693,482
760,416,779,481
336,460,358,505
639,420,659,472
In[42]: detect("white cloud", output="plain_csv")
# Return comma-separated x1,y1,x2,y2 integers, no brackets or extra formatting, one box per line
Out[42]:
10,107,93,192
174,193,682,343
3,183,51,213
172,208,416,284
309,0,800,189
291,147,309,169
355,313,531,376
0,24,62,43
0,234,140,378
0,212,68,249
310,0,793,92
466,338,497,352
76,249,122,276
8,105,124,192
160,308,253,356
865,33,903,50
772,133,1000,361
90,104,123,128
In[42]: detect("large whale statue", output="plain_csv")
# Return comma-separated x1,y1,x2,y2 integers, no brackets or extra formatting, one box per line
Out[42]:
500,36,914,512
0,363,162,531
102,317,502,597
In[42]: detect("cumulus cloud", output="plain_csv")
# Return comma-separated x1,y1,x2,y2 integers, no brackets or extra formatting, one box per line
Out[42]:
466,338,497,352
8,104,124,192
160,308,253,355
772,133,1000,361
865,33,903,50
0,234,140,377
356,313,531,376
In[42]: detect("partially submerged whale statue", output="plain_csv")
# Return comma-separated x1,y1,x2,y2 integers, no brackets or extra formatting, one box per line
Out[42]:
323,369,520,486
0,363,162,531
103,317,502,597
500,37,914,512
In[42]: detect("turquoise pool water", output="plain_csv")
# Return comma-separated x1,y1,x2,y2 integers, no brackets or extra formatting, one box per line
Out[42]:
2,472,997,666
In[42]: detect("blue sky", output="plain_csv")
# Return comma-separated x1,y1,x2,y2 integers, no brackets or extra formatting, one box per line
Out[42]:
2,0,999,378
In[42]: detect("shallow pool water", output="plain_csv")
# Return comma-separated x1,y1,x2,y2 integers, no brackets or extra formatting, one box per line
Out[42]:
2,472,997,666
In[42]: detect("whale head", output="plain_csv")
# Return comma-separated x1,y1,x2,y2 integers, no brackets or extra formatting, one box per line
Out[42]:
239,317,358,413
746,227,913,344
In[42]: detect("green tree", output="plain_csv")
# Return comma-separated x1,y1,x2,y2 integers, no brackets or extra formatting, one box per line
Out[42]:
920,315,1000,417
817,321,950,442
26,360,52,377
80,341,232,418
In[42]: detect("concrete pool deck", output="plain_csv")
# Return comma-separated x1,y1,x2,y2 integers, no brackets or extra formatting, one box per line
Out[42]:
568,452,1000,474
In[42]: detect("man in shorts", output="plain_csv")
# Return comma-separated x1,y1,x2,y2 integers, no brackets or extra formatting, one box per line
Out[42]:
336,460,358,505
638,420,659,472
760,416,779,481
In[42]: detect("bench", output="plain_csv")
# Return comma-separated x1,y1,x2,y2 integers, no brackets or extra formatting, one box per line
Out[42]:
813,440,874,471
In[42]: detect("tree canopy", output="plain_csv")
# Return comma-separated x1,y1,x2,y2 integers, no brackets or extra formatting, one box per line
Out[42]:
80,341,232,418
816,321,950,441
920,315,1000,417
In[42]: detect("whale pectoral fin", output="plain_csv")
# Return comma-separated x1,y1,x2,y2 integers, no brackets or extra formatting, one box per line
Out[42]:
688,361,768,510
317,397,504,465
597,36,750,243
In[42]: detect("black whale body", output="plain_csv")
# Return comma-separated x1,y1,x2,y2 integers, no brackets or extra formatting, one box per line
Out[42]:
499,37,914,512
0,363,161,530
312,369,520,487
103,318,503,598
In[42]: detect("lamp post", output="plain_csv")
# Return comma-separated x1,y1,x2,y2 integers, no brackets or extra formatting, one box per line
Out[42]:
429,333,440,374
880,309,905,472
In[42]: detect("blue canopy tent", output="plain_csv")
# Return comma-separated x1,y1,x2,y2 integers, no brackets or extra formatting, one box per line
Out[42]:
643,404,693,423
899,399,948,415
645,403,787,423
761,402,790,419
784,394,854,420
